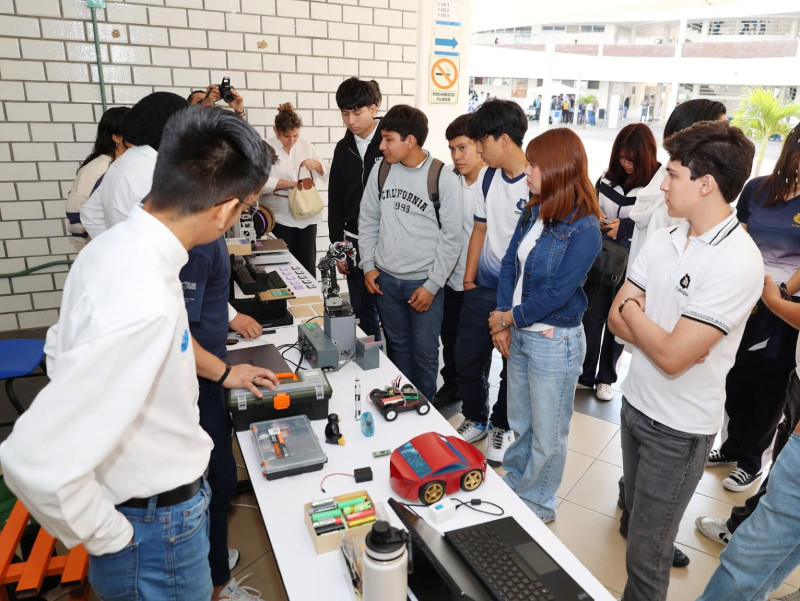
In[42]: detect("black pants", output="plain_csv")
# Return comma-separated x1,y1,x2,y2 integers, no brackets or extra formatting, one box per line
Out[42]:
440,285,464,388
721,323,799,474
579,280,624,386
197,378,237,586
342,235,382,341
272,222,317,277
728,371,800,532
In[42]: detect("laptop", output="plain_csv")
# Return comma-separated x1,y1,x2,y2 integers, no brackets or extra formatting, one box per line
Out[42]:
226,344,289,374
388,498,593,601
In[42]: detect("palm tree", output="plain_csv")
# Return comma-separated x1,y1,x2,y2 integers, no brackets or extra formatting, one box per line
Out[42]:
733,87,800,176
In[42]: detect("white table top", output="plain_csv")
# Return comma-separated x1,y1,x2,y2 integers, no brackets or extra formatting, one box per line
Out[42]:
233,326,614,601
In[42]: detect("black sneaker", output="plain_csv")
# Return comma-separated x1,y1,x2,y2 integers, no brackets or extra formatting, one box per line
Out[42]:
432,384,461,406
672,546,690,568
705,449,736,468
723,467,762,492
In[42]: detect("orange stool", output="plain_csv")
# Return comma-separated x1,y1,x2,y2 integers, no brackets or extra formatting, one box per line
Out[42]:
0,500,90,600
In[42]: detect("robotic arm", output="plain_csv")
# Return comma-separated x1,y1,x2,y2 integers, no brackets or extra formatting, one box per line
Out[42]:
318,241,357,314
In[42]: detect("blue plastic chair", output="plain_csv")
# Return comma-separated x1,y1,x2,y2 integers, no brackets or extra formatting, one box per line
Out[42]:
0,339,47,427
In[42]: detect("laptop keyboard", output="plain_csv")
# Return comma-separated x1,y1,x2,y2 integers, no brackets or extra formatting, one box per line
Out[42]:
445,524,558,601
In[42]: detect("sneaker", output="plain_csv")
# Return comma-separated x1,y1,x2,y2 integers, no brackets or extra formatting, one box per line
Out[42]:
706,449,736,468
694,516,732,546
773,590,800,601
576,382,592,390
595,383,614,401
457,418,487,443
672,546,690,568
723,467,762,492
433,384,461,406
219,573,264,601
485,424,514,467
228,548,240,571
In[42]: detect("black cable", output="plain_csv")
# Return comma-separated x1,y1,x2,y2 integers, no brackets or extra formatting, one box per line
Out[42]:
397,497,504,517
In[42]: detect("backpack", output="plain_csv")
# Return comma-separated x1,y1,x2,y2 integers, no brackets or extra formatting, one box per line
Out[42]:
377,158,445,227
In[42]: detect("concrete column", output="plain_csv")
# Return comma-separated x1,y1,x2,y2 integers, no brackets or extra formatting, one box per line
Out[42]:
789,19,799,39
654,83,664,122
538,44,554,134
664,18,688,124
692,83,701,99
572,75,581,126
701,20,709,39
415,0,472,161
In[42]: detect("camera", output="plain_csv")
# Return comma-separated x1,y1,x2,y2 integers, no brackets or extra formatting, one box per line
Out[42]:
219,77,235,104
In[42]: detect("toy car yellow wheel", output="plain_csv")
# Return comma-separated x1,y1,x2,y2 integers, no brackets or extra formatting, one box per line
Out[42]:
416,403,430,415
385,409,398,422
419,481,446,505
460,469,483,491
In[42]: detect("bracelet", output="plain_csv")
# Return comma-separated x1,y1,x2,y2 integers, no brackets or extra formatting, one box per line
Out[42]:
235,109,246,117
216,363,232,385
499,313,512,329
464,281,475,285
618,297,642,315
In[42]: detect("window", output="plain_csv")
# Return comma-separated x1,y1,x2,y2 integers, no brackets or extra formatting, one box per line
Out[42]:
580,25,593,33
566,25,579,33
592,25,605,32
398,443,431,478
588,81,600,90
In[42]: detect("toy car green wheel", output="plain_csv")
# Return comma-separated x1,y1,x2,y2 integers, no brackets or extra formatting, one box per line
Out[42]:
384,409,398,421
416,403,430,415
461,469,483,491
419,481,446,505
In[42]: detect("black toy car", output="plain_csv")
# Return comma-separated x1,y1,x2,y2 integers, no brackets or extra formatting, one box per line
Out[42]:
369,376,430,422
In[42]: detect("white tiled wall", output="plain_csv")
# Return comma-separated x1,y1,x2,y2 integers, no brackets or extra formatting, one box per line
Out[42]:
0,0,420,331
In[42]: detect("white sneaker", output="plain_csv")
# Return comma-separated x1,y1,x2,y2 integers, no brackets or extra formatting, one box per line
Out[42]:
485,424,514,467
228,548,240,571
576,382,592,390
457,417,488,443
219,573,264,601
595,383,614,401
694,516,732,546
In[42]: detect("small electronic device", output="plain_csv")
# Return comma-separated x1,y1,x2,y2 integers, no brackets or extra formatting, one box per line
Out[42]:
369,376,430,422
428,498,457,524
219,76,235,103
297,322,339,370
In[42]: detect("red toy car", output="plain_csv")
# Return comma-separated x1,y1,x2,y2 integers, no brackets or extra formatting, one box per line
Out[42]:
390,432,487,505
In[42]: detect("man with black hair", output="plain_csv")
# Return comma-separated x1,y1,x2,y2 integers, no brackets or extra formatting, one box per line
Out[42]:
81,91,188,238
188,83,246,120
358,105,461,403
0,107,274,601
454,98,528,466
608,120,763,601
329,77,384,340
434,114,486,406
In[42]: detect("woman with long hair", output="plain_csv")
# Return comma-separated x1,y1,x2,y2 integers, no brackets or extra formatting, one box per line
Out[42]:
489,128,601,522
578,123,660,402
262,102,328,276
65,105,129,242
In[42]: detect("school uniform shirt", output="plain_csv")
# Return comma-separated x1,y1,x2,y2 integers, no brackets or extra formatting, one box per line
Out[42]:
0,204,212,556
446,169,480,291
475,166,529,289
737,176,800,288
621,212,764,435
628,164,682,264
80,145,157,239
261,137,329,229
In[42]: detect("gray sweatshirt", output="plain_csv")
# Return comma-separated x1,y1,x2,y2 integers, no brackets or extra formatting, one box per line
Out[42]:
358,153,462,295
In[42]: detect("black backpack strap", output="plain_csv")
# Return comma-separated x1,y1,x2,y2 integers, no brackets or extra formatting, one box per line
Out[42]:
377,158,391,196
482,167,497,199
427,158,444,228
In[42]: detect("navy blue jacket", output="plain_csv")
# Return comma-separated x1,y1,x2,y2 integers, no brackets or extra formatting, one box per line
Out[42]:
496,206,601,328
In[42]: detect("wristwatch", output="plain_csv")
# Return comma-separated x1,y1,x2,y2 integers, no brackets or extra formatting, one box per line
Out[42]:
618,297,642,314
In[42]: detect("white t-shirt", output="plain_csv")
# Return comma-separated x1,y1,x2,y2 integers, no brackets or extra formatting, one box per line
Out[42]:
475,166,529,289
446,170,479,291
622,212,764,434
512,218,550,332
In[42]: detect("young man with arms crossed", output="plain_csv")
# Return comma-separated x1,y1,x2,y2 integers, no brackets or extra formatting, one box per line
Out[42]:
358,105,461,403
608,120,763,601
328,78,384,341
455,99,529,465
0,108,273,600
434,114,486,406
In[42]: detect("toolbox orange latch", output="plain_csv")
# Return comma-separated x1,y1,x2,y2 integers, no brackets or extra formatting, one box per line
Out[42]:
274,392,291,410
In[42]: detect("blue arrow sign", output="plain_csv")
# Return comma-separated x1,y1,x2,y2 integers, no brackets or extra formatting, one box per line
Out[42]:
435,36,458,49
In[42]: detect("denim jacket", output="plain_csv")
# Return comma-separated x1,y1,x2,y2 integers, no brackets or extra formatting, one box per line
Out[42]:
496,205,601,328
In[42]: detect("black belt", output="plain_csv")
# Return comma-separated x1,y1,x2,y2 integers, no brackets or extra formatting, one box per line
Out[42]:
117,477,203,509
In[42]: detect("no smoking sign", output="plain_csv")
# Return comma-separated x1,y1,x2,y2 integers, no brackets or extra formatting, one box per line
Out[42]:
429,56,459,104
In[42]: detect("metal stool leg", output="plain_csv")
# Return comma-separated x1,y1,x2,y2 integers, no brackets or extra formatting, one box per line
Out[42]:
5,379,25,416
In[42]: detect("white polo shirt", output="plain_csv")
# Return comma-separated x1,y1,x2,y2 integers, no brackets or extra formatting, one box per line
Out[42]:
622,212,764,435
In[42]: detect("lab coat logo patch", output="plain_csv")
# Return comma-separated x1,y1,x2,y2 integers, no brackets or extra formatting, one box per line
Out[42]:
680,274,691,289
181,328,189,352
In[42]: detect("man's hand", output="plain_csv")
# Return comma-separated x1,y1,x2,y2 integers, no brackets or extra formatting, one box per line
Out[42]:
762,274,782,309
224,365,279,398
201,84,220,107
408,287,434,312
492,328,512,358
229,313,262,339
463,281,477,291
336,259,350,275
602,218,620,240
364,270,382,295
228,87,245,114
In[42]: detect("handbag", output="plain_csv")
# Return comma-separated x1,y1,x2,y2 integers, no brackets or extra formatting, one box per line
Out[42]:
586,238,629,287
280,165,324,220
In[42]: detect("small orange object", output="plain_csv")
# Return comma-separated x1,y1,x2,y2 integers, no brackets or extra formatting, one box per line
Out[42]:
273,392,291,410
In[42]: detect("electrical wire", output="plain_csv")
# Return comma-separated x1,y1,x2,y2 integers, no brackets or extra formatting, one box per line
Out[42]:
398,497,505,517
319,472,354,493
0,260,73,279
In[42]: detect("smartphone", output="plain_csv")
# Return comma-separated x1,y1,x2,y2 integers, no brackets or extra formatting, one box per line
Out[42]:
600,217,611,225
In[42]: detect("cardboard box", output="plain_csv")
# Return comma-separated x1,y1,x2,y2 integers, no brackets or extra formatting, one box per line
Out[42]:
304,490,376,555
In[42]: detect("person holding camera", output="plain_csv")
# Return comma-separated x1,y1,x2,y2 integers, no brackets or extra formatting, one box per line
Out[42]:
188,78,246,120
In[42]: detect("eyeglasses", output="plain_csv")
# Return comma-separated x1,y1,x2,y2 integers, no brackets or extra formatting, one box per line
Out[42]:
214,195,258,215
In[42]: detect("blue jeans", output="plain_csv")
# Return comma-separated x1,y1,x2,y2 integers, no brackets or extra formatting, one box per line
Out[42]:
454,285,509,430
345,235,381,341
697,433,800,601
620,399,713,601
89,480,213,601
503,325,585,522
375,272,444,402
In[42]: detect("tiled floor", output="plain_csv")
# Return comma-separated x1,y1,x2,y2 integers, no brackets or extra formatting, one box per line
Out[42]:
4,332,797,601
